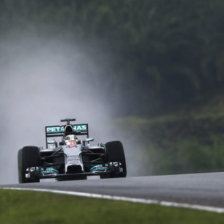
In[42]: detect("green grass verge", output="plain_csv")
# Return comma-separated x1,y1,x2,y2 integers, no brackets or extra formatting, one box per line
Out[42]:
0,189,224,224
114,104,224,175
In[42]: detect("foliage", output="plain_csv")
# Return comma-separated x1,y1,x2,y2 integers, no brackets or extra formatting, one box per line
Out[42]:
0,0,224,115
1,0,224,174
117,98,224,175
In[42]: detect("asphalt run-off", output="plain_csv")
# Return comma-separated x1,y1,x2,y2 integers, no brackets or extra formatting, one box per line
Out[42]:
2,172,224,213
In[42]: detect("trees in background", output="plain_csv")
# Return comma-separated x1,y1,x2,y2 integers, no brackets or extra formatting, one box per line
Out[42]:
1,0,224,116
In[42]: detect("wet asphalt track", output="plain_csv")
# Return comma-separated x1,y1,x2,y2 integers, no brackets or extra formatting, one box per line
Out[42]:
2,172,224,208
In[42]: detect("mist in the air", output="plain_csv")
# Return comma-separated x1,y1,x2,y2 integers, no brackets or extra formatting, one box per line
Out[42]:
0,34,144,184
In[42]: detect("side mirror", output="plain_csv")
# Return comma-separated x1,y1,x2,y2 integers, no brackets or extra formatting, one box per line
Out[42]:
84,138,94,143
47,139,58,148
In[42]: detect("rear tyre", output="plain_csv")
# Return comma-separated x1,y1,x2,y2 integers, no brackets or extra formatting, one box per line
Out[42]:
18,146,40,183
105,141,127,178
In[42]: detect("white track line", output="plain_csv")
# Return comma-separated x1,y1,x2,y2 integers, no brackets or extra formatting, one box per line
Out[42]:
1,187,224,214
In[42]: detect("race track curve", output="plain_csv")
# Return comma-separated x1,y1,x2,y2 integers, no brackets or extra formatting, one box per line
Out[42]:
1,172,224,209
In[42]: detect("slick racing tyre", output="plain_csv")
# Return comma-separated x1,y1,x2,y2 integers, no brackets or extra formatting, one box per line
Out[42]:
18,146,40,183
105,141,127,177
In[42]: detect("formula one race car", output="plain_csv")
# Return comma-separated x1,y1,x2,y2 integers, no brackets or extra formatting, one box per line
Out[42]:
18,118,127,183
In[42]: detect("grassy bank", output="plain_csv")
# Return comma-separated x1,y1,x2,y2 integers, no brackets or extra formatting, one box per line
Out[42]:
0,189,224,224
116,94,224,175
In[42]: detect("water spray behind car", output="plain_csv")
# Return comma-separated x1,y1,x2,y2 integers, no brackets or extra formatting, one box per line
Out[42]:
0,35,146,184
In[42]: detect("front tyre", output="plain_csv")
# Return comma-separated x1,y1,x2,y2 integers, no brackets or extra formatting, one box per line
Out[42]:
18,146,41,183
105,141,127,178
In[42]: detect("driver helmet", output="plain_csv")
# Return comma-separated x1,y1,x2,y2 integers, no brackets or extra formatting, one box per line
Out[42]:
65,134,77,145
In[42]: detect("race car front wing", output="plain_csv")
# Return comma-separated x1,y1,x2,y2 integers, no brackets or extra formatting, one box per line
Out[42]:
26,162,124,180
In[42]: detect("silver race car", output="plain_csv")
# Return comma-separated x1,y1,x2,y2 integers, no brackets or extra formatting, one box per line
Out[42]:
18,118,127,183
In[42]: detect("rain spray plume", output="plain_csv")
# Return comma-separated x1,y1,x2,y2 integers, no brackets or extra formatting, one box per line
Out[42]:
0,35,143,184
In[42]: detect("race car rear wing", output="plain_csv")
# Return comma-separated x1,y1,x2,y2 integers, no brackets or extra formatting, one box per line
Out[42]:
45,124,89,148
